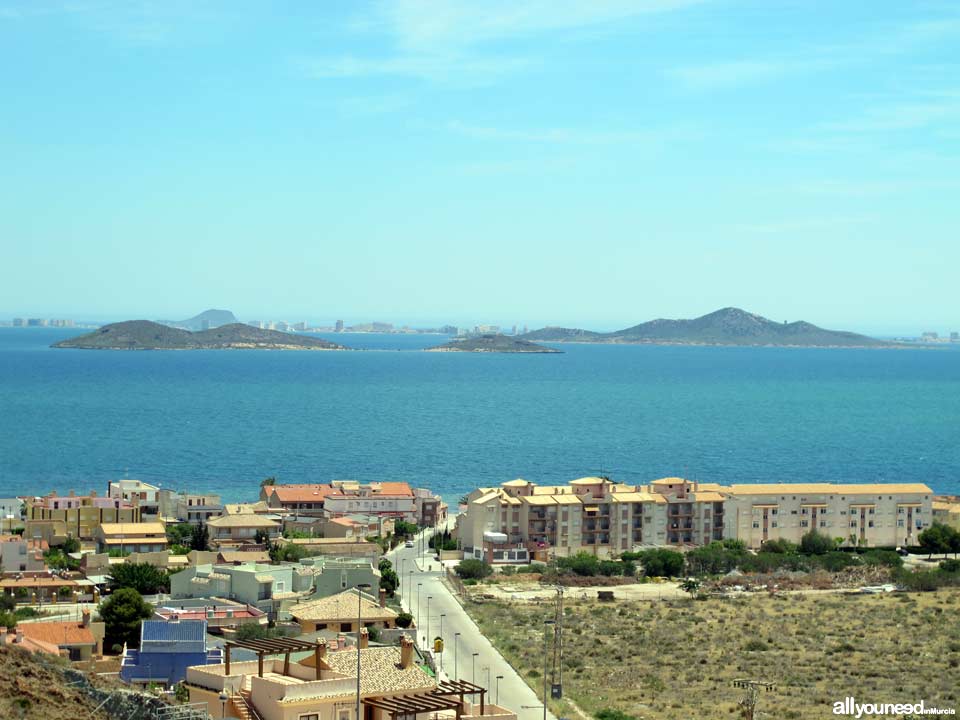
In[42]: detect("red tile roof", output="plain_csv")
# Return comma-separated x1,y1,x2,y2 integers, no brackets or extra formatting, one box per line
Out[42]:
18,621,95,646
270,485,336,503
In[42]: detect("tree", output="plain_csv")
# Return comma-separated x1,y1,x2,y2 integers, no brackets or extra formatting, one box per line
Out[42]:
190,524,209,551
637,549,685,577
562,552,600,577
393,520,418,537
99,588,153,650
60,536,80,553
0,611,17,629
109,562,170,594
379,558,399,597
918,524,952,559
260,476,277,488
799,530,835,555
455,559,493,580
761,538,797,554
255,529,271,547
680,578,702,597
396,611,413,628
166,523,194,547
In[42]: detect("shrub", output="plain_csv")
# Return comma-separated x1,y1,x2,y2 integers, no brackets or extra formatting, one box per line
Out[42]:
744,639,768,652
500,565,516,576
109,563,171,594
396,611,413,628
762,538,798,554
800,531,836,555
638,548,685,577
940,558,960,573
596,710,637,720
456,559,493,580
598,560,623,577
861,549,903,568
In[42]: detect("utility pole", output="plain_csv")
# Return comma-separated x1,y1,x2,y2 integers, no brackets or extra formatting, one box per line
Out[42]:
732,679,776,720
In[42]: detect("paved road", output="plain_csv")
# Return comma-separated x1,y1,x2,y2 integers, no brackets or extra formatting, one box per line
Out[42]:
387,526,557,720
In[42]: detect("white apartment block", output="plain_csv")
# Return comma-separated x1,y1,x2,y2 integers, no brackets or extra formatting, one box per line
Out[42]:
456,477,933,561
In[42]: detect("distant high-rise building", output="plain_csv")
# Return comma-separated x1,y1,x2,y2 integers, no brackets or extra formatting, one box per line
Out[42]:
12,318,26,327
511,325,517,335
26,318,47,327
921,331,939,341
275,321,289,332
292,322,307,331
247,320,262,328
951,332,959,342
522,325,528,334
335,319,344,332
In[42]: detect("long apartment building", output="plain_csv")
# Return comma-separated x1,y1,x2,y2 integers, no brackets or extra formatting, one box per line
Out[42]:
457,476,933,560
25,490,141,544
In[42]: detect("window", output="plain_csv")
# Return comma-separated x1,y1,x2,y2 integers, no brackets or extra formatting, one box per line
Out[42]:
897,520,905,527
752,522,760,529
819,521,828,528
301,714,320,720
868,521,874,528
850,521,857,528
771,521,778,528
800,520,809,528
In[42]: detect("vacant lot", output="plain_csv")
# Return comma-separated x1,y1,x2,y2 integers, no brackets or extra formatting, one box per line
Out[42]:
466,589,960,720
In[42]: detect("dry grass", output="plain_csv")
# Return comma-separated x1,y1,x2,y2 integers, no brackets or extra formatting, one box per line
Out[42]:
466,589,960,720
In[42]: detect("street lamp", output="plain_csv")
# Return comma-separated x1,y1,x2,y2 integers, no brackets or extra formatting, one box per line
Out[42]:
218,690,228,718
485,665,491,692
439,614,446,671
426,596,432,650
542,620,555,720
355,583,372,720
407,570,413,609
417,583,422,641
471,652,479,685
399,558,404,595
454,633,461,680
495,675,504,706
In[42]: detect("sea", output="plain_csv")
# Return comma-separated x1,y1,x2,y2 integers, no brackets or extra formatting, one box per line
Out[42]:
0,328,958,503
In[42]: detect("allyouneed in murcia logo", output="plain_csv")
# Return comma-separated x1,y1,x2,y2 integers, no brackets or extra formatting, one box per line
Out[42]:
833,697,956,717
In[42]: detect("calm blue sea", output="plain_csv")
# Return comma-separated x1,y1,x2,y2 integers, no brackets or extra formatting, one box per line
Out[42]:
0,328,958,502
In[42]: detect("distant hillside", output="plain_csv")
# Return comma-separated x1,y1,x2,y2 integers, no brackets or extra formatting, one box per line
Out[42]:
425,334,562,353
520,308,898,348
53,321,350,350
162,308,237,331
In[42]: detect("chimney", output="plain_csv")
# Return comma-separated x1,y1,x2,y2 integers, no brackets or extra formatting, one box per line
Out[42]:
337,634,346,650
15,629,23,644
90,490,97,498
69,490,75,497
379,588,387,608
82,609,91,628
399,636,414,669
316,641,327,660
0,627,6,638
359,628,369,649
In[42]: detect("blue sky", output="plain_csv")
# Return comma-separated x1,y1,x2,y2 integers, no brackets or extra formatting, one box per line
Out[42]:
1,1,958,333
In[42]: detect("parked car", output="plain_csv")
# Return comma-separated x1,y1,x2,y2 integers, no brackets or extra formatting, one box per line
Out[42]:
405,540,415,548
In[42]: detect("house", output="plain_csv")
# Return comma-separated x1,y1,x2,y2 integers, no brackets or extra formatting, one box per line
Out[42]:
932,497,960,530
205,513,281,550
414,487,448,527
263,484,336,516
272,537,382,564
158,489,223,525
0,498,25,533
322,481,417,523
0,625,62,655
185,636,515,720
170,562,317,612
107,479,161,519
25,490,141,545
291,587,398,633
0,572,81,605
299,557,381,600
95,522,168,554
0,534,47,573
153,601,268,633
324,517,366,540
222,500,274,515
120,618,222,687
16,610,105,660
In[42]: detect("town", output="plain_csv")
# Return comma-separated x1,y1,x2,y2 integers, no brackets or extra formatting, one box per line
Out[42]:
2,476,960,720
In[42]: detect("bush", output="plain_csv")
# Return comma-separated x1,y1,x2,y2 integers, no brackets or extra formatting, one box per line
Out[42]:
940,558,960,573
861,549,903,568
744,639,768,652
558,552,600,577
396,611,413,628
762,538,797,554
596,710,637,720
598,560,623,577
500,565,516,576
109,563,171,594
456,559,493,580
800,531,836,555
637,549,685,577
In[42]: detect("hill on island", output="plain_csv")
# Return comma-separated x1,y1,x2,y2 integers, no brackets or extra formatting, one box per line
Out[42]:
425,334,562,353
520,308,898,348
52,320,350,350
161,308,237,331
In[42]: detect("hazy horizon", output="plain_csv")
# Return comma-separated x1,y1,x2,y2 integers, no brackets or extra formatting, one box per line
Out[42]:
2,1,958,334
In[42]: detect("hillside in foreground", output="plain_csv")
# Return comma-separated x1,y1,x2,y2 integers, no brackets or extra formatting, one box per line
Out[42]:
425,334,562,353
520,307,899,347
52,321,350,350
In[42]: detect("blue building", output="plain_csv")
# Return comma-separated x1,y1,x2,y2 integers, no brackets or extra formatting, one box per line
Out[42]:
120,618,222,687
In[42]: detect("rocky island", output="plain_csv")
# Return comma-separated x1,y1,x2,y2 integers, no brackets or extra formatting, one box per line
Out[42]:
520,307,900,348
52,320,350,351
425,334,562,353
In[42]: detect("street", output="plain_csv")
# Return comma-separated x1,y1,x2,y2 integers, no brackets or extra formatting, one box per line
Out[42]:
387,526,558,720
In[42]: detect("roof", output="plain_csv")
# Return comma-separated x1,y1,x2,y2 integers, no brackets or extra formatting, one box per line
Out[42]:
522,496,558,506
692,491,727,503
728,483,933,496
651,477,686,485
141,619,207,644
330,517,362,527
270,485,336,503
306,646,435,696
502,479,531,487
609,492,659,503
292,588,398,623
223,501,271,514
121,648,221,683
18,621,95,647
99,522,166,535
218,551,271,563
207,514,280,528
933,501,960,513
570,477,606,485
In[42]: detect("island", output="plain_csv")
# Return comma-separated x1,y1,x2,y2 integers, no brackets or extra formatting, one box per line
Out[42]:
425,334,562,353
52,320,351,351
519,307,900,348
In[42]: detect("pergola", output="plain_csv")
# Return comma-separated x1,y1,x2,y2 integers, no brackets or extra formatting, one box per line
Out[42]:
363,679,488,720
224,637,325,679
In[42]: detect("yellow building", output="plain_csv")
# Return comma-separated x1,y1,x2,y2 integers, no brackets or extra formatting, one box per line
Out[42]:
25,490,141,545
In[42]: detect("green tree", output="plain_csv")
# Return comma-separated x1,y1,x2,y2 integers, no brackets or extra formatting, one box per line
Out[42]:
99,588,153,650
563,552,600,577
393,520,418,537
190,523,209,551
166,523,193,546
260,476,277,488
679,578,702,597
455,559,493,580
60,536,80,553
761,538,797,554
109,562,170,594
0,610,17,629
379,558,399,597
255,528,271,547
637,549,685,577
918,524,952,559
396,611,413,628
799,530,835,555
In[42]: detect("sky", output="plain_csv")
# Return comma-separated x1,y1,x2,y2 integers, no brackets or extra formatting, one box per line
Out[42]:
0,1,958,334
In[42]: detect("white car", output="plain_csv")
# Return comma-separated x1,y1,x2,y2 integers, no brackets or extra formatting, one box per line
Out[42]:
405,540,415,548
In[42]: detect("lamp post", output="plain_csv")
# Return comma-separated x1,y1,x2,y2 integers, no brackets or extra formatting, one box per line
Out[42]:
495,675,503,706
454,632,461,680
417,583,422,641
543,620,555,720
426,596,432,650
407,570,413,609
471,652,479,684
355,583,372,720
485,665,491,693
218,690,228,718
399,558,404,596
439,614,445,670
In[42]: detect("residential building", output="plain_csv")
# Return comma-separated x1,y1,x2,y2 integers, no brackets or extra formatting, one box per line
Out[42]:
25,490,140,545
120,618,222,687
0,534,46,572
931,496,960,531
0,572,82,605
222,500,274,515
15,610,104,660
413,487,447,527
185,637,512,720
323,481,416,522
0,625,62,655
298,556,381,599
263,483,336,516
107,479,161,518
0,498,25,533
95,522,168,554
205,513,281,550
291,587,398,633
273,537,382,564
158,489,223,525
456,476,934,559
170,562,318,611
154,600,267,632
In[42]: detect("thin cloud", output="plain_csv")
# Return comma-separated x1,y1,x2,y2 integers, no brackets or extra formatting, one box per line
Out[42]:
447,120,702,145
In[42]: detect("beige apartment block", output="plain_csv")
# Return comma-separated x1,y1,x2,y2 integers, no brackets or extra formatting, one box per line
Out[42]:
456,476,934,560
